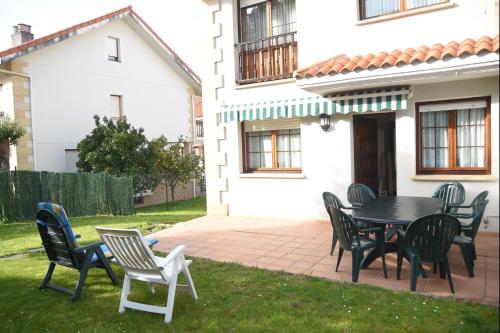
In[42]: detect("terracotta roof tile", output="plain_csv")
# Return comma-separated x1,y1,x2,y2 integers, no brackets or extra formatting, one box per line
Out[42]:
296,35,499,79
0,6,132,59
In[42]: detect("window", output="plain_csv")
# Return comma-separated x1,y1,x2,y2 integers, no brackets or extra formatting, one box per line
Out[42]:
240,0,296,42
64,149,79,172
416,97,491,175
195,120,204,138
243,120,301,172
109,95,122,120
237,0,297,83
360,0,447,19
107,36,120,61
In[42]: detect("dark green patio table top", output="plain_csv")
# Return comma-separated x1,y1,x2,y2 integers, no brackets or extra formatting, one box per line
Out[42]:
353,196,443,225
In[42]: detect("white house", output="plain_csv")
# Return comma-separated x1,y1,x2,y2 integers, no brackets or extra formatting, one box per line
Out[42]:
0,6,201,172
200,0,499,230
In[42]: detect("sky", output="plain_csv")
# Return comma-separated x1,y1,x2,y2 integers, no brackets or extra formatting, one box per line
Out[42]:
0,0,205,75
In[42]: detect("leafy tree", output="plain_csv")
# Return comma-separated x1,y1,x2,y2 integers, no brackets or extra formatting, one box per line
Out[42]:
0,116,26,171
76,115,160,194
154,136,204,203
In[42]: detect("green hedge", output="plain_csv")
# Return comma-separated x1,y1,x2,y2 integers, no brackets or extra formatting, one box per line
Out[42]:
0,171,134,221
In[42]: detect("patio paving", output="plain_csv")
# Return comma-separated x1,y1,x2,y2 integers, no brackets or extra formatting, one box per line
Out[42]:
151,215,499,306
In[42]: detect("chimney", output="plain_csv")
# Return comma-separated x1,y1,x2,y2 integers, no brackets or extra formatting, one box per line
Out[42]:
11,23,34,46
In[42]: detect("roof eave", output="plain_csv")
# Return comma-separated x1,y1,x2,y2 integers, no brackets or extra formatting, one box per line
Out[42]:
0,7,202,95
0,7,132,64
125,12,201,94
296,54,500,95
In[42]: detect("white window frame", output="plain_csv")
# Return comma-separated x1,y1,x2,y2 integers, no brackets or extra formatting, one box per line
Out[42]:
107,36,120,62
109,95,123,120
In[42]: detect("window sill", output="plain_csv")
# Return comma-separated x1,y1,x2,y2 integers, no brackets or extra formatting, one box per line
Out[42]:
411,174,497,182
239,173,305,179
356,2,454,26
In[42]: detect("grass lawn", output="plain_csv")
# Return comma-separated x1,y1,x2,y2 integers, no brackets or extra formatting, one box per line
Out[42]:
0,196,498,332
0,196,206,257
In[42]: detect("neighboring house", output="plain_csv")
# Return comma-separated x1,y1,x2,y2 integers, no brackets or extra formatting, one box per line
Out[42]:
193,95,204,158
193,95,206,195
0,6,201,172
200,0,499,230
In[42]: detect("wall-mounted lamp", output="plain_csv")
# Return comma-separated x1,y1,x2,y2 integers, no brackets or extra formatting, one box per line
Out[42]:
319,114,331,132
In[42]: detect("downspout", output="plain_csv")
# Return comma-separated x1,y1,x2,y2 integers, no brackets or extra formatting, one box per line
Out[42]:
191,94,197,197
0,68,36,170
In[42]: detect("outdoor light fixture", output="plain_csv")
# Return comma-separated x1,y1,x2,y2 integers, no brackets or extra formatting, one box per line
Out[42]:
319,114,331,132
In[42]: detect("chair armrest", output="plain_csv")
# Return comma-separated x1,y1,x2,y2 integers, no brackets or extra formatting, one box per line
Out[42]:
157,245,186,268
74,234,81,239
448,203,473,209
72,241,104,253
450,212,474,219
360,226,382,233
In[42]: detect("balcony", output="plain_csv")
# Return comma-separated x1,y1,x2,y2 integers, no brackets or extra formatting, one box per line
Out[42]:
236,31,297,85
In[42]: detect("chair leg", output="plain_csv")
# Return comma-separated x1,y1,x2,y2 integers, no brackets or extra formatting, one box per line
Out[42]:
71,249,94,301
147,282,156,294
182,262,198,301
119,274,131,313
380,250,388,279
165,268,179,324
396,249,403,280
444,257,455,294
95,247,119,285
420,264,428,278
330,230,337,256
438,262,446,279
409,255,420,292
459,244,474,277
39,262,56,289
433,262,437,274
376,230,387,279
335,248,344,272
352,250,363,283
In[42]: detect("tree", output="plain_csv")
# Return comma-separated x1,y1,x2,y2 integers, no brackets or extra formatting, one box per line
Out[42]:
154,136,204,203
0,116,26,171
76,115,160,194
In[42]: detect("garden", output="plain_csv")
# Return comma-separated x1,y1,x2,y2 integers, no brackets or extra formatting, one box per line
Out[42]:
0,197,498,332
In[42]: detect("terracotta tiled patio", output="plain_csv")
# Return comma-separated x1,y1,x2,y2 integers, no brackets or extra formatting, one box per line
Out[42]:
152,216,499,306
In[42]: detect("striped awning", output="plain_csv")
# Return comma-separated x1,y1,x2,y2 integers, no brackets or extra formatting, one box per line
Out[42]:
220,87,409,123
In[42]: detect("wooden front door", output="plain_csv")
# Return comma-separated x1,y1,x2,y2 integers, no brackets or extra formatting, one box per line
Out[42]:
353,116,379,195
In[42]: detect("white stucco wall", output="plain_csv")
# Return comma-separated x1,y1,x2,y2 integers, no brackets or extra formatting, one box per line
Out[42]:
397,77,499,230
0,80,17,169
18,19,193,171
202,0,499,230
217,77,499,230
296,0,498,69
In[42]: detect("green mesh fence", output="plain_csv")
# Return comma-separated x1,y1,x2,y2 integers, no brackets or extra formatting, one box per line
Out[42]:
0,171,134,221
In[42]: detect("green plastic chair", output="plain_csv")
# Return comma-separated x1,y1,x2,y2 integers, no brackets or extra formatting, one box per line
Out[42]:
36,203,119,300
347,183,376,208
36,202,158,300
432,182,465,214
322,192,371,256
448,191,488,221
397,214,460,293
452,199,489,277
327,205,387,282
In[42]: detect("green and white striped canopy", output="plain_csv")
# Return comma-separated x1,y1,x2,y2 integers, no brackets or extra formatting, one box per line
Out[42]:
220,87,409,123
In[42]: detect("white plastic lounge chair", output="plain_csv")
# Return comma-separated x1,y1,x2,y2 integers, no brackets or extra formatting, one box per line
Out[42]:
96,227,198,323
